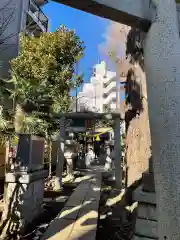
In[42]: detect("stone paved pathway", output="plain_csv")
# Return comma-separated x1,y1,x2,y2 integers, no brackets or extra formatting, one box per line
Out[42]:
41,168,102,240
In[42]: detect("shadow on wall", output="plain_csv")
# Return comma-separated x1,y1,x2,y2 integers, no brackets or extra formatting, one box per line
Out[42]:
126,28,145,71
125,68,143,134
0,174,26,239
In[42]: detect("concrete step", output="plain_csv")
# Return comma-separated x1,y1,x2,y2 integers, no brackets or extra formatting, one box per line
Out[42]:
133,235,156,240
142,172,155,192
135,218,158,239
133,185,156,205
137,203,157,221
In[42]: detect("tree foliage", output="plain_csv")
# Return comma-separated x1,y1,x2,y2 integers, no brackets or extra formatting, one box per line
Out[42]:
2,25,85,135
11,25,85,114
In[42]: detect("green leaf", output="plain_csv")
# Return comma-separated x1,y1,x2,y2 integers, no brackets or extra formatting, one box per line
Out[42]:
6,25,85,135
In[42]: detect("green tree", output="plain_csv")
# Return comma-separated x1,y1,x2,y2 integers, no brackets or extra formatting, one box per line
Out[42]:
7,25,85,135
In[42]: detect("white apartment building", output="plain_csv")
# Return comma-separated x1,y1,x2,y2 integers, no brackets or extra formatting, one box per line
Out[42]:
76,61,120,113
0,0,49,78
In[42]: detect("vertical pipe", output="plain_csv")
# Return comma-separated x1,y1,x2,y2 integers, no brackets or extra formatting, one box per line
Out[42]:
75,87,78,112
75,62,78,112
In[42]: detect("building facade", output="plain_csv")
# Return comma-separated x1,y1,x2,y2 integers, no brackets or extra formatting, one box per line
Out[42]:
0,0,49,78
76,61,126,113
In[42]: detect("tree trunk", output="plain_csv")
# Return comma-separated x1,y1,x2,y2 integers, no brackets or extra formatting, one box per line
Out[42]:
144,0,180,238
55,118,65,190
66,157,74,178
125,65,151,187
48,137,52,177
14,104,25,133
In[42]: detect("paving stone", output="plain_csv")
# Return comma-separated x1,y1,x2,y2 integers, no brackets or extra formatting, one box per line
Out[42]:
41,219,74,240
76,183,90,191
54,196,68,202
42,170,101,240
85,188,101,202
69,230,97,240
43,198,52,202
66,191,87,207
90,178,102,187
137,203,157,221
66,198,85,207
90,185,101,191
59,206,81,220
73,210,98,231
135,218,158,239
78,201,99,218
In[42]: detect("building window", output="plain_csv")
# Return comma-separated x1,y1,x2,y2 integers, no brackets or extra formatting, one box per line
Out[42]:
103,82,107,88
93,68,96,77
103,93,107,98
104,105,108,112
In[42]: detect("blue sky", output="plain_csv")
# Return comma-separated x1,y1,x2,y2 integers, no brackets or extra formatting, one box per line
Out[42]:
44,1,109,85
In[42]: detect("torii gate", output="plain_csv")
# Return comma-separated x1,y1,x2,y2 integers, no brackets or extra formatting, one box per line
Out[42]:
53,1,180,239
53,0,180,32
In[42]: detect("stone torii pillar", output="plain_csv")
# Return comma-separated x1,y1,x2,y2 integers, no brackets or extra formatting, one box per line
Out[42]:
144,0,180,239
53,0,180,238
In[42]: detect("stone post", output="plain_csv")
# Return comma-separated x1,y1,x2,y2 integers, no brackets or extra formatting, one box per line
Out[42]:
104,145,112,171
51,140,58,169
2,135,48,236
114,117,122,189
55,117,65,189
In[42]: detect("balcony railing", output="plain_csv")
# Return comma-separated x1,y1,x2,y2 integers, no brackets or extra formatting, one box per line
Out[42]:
28,0,48,32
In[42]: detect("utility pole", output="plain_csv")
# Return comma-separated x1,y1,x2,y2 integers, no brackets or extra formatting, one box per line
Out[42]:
94,82,97,110
75,62,78,112
116,70,120,113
